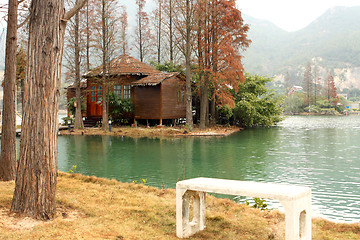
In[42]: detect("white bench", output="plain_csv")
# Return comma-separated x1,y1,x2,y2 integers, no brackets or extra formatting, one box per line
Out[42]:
176,177,311,239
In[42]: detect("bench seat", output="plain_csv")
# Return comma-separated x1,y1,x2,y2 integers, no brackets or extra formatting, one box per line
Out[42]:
176,177,311,239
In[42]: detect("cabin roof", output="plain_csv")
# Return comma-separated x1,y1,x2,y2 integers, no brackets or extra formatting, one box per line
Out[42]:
131,72,180,86
65,79,87,89
84,54,160,77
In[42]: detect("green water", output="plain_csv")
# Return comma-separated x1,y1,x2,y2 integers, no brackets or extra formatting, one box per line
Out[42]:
37,116,360,222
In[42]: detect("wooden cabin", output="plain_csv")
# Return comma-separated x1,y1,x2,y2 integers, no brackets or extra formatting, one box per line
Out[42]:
132,72,186,124
66,55,186,125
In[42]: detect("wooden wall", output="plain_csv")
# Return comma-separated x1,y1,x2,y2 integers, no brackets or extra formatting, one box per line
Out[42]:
85,75,141,117
68,74,186,121
133,85,161,119
133,76,186,120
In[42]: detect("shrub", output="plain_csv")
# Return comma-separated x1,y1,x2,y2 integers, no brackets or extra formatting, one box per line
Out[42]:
108,93,134,124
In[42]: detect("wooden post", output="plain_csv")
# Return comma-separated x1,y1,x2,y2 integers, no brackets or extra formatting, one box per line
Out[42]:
160,118,163,126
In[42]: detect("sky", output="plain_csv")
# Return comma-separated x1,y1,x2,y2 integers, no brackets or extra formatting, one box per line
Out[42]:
236,0,360,32
0,0,360,31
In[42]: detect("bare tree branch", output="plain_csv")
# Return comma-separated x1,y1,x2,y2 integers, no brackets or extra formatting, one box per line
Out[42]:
63,0,88,21
17,14,29,28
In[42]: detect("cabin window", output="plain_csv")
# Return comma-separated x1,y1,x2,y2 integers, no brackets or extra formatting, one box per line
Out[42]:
114,85,122,98
178,90,184,102
97,86,102,97
124,85,131,99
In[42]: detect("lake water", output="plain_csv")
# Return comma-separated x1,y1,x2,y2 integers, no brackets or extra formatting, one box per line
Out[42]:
4,115,360,223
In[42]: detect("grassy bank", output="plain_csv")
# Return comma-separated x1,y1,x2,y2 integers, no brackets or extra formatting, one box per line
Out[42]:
59,125,241,138
1,173,359,239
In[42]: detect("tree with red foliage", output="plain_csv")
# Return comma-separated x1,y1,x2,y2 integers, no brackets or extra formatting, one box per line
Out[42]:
324,71,339,106
196,0,250,129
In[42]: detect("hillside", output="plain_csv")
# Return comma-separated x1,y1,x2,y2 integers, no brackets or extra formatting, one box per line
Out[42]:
242,6,360,89
0,7,359,89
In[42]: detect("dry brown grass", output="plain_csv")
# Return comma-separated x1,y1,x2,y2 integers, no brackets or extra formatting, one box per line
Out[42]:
0,173,359,240
59,125,241,138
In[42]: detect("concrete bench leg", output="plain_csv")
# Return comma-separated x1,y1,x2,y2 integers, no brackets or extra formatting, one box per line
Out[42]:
281,194,311,240
176,189,206,238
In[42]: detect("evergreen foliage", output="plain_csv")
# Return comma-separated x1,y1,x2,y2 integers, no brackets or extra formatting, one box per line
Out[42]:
107,93,134,124
232,74,283,127
67,97,85,116
151,61,183,73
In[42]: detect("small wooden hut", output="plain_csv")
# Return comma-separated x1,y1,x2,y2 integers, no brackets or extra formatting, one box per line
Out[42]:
66,54,186,125
132,72,186,125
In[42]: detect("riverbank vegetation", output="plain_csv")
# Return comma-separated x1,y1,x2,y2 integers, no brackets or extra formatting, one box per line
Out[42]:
282,63,356,115
60,125,241,138
228,74,283,127
1,172,359,239
65,73,284,129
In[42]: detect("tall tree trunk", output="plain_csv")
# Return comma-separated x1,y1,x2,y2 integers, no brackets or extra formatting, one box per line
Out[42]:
184,0,193,129
199,74,208,130
86,2,90,71
210,96,216,125
205,94,209,127
120,7,128,55
74,5,84,130
169,0,173,62
138,15,143,62
11,0,65,219
11,0,88,220
0,0,17,181
157,0,162,64
101,0,109,131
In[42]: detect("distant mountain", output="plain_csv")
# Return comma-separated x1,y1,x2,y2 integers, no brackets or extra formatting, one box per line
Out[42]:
0,7,359,89
242,6,360,89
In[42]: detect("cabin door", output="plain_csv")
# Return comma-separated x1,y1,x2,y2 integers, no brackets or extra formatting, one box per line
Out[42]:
88,84,103,117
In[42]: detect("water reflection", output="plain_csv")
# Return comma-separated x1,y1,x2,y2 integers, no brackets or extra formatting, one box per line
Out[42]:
54,115,360,223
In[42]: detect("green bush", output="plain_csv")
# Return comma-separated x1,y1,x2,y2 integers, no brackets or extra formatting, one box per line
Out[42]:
66,97,85,116
151,61,183,73
217,105,234,125
317,99,333,108
62,116,73,125
232,74,283,127
304,105,321,113
283,93,305,114
108,93,134,124
320,108,338,115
